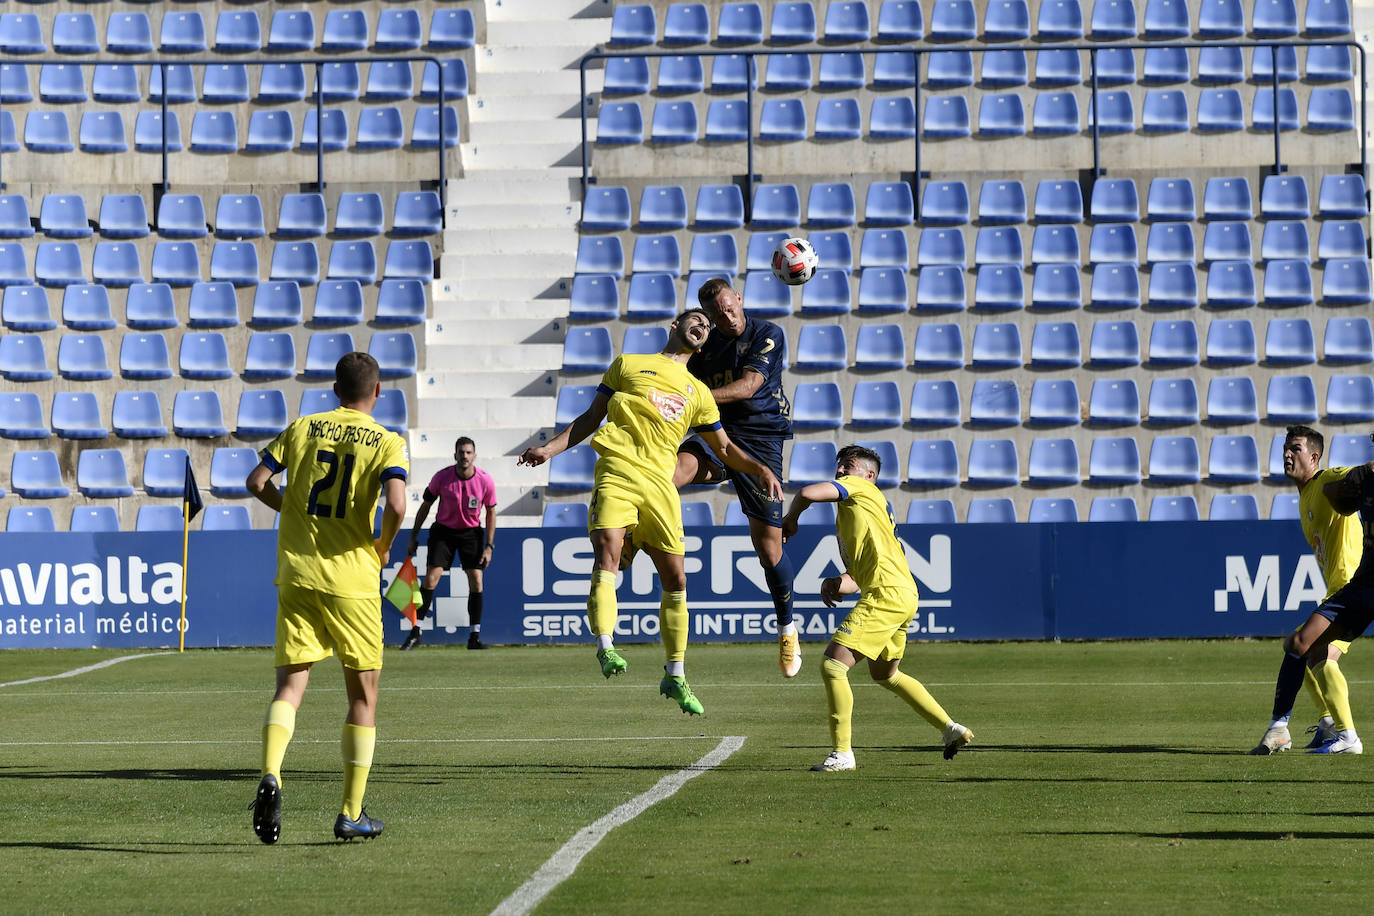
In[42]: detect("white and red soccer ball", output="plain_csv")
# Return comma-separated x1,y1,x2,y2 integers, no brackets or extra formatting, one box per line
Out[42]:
770,237,818,286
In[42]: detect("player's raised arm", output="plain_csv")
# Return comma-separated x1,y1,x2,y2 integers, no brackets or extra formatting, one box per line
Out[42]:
246,459,284,512
699,427,782,499
781,481,844,540
1324,461,1374,515
518,389,611,468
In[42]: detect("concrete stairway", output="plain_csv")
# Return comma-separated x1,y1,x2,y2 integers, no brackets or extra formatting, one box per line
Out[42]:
415,0,609,523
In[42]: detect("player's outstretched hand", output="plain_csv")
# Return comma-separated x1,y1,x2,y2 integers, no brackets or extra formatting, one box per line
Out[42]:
518,446,550,468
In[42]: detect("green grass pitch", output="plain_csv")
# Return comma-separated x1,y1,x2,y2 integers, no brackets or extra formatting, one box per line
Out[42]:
4,640,1374,914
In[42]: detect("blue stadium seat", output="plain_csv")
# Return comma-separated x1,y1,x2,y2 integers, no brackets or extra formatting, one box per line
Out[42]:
1323,257,1373,305
967,439,1020,486
179,332,232,381
1198,0,1244,34
242,333,296,382
1202,222,1251,264
1206,376,1259,423
1088,319,1140,367
1147,496,1198,521
1085,436,1141,485
792,383,843,430
147,63,195,104
872,52,917,89
1034,49,1082,86
1087,91,1134,133
1266,375,1318,423
0,392,47,439
1029,320,1081,367
758,98,806,141
38,64,86,104
909,380,962,427
929,0,977,38
51,391,106,440
1263,259,1314,307
327,241,378,284
201,65,250,105
751,185,802,230
1034,180,1083,224
369,333,417,380
321,9,369,52
852,440,900,489
926,50,972,83
1147,319,1199,367
250,281,303,328
675,501,714,529
563,327,614,373
978,93,1026,136
543,503,590,528
1330,433,1374,468
632,235,681,277
856,268,907,314
1087,496,1138,521
35,242,84,287
11,450,67,498
68,506,118,533
626,273,677,319
112,390,165,439
1324,316,1373,364
299,389,341,418
119,332,171,381
907,500,957,524
1318,174,1367,218
0,196,31,240
968,498,1018,523
1142,46,1190,84
178,282,236,331
209,242,258,287
1090,265,1139,309
740,270,792,316
1306,0,1352,34
974,266,1025,310
1090,0,1138,36
878,1,925,39
1261,175,1310,220
1091,179,1139,223
1316,220,1366,263
907,439,960,486
912,322,964,367
0,244,29,287
609,4,656,45
703,100,749,142
689,234,739,277
650,100,699,143
969,379,1020,426
1261,221,1311,263
862,229,910,269
149,241,199,287
8,507,55,532
1197,45,1244,84
0,64,30,105
242,110,293,153
569,275,618,321
1327,374,1374,422
1088,378,1140,426
663,3,711,43
923,96,971,138
77,449,133,499
920,181,969,227
373,8,419,51
1143,89,1189,131
820,52,867,89
1030,227,1079,267
1099,47,1139,83
0,13,43,54
788,443,840,489
1029,378,1080,426
972,322,1023,367
158,194,208,240
864,182,914,227
79,111,126,154
1202,260,1256,309
554,385,598,430
974,228,1023,268
582,187,631,233
800,270,851,316
764,53,812,91
53,12,99,55
207,447,256,499
978,181,1027,226
637,186,688,232
718,2,766,42
1308,87,1355,132
355,107,406,150
215,10,261,52
770,2,819,42
1028,438,1080,486
135,506,184,532
266,9,315,52
134,111,183,154
201,506,252,532
1148,436,1201,483
160,11,206,53
214,195,266,241
25,110,73,153
688,185,743,231
1253,0,1299,35
1147,263,1198,309
1209,434,1262,483
316,278,376,327
984,0,1032,38
1207,494,1259,522
125,283,177,330
795,325,847,371
56,333,109,381
302,332,354,380
597,102,643,144
1253,88,1300,131
603,57,648,96
1205,318,1257,366
1143,0,1190,35
4,286,57,333
315,63,360,103
915,229,962,268
915,265,965,312
1197,89,1245,132
1268,493,1300,520
0,111,16,154
854,323,906,369
623,327,669,357
825,1,873,40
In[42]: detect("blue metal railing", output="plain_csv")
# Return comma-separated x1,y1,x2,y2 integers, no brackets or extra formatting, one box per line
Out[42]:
578,39,1367,217
0,54,452,229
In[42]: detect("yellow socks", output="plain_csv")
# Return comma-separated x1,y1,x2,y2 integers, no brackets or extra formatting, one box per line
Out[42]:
821,657,853,753
1303,666,1332,722
660,589,688,664
587,569,618,640
1312,659,1353,733
878,671,952,731
261,700,296,782
341,723,376,820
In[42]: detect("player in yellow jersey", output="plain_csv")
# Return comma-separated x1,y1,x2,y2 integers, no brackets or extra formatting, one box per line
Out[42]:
1250,425,1366,755
781,445,972,771
245,352,409,842
519,309,782,715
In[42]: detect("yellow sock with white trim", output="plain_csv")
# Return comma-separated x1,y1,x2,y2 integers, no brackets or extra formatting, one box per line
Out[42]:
261,700,295,783
341,724,376,821
821,657,853,754
659,589,688,665
878,671,952,731
1303,666,1331,722
1313,659,1354,733
587,569,618,646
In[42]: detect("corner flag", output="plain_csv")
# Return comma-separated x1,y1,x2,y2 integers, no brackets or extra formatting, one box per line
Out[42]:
384,558,422,626
183,458,203,522
179,457,201,652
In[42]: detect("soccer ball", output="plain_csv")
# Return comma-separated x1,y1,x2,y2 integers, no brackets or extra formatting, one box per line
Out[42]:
770,237,819,286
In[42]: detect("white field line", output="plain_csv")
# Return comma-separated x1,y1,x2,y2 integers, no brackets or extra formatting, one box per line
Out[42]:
0,652,173,688
0,735,728,748
490,735,746,916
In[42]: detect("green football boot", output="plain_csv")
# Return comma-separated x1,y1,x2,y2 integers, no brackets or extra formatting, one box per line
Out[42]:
659,675,704,715
597,647,628,679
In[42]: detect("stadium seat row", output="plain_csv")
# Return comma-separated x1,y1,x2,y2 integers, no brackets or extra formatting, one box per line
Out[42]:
561,316,1373,378
609,0,1352,46
0,191,442,241
0,387,408,443
7,503,260,534
562,309,1374,373
0,239,433,288
1,280,426,333
596,87,1357,142
604,44,1356,95
548,432,1373,490
0,8,473,56
0,106,460,154
0,330,417,383
542,489,1338,525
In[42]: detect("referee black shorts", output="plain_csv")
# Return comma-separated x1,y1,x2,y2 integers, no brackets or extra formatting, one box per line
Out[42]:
426,523,486,570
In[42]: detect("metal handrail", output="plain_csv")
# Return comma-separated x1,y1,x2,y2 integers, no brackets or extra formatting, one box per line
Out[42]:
578,39,1367,217
0,54,451,229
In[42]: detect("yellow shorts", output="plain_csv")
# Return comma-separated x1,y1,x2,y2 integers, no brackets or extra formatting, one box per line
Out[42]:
588,457,684,556
1293,621,1352,655
832,586,918,662
275,585,384,671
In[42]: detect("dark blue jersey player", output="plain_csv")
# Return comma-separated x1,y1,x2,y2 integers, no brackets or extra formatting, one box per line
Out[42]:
674,277,801,678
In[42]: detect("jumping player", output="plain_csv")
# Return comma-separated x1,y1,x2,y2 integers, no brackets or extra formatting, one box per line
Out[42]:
674,278,799,678
518,309,782,715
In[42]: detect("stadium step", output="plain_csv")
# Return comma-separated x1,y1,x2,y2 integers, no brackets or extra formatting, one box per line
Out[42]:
486,0,612,24
425,343,564,372
441,252,574,279
414,397,557,432
467,118,584,145
485,19,610,47
477,44,594,74
448,175,578,206
444,227,577,253
432,300,571,321
448,202,581,230
427,318,566,346
470,92,589,123
419,368,557,395
460,141,585,171
436,274,572,301
472,70,602,100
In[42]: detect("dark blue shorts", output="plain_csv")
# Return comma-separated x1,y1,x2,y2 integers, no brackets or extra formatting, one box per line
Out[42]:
683,431,785,527
1314,578,1374,641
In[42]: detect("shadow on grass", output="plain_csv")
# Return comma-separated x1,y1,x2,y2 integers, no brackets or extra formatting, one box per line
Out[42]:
1039,829,1374,841
0,767,257,782
0,839,350,854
